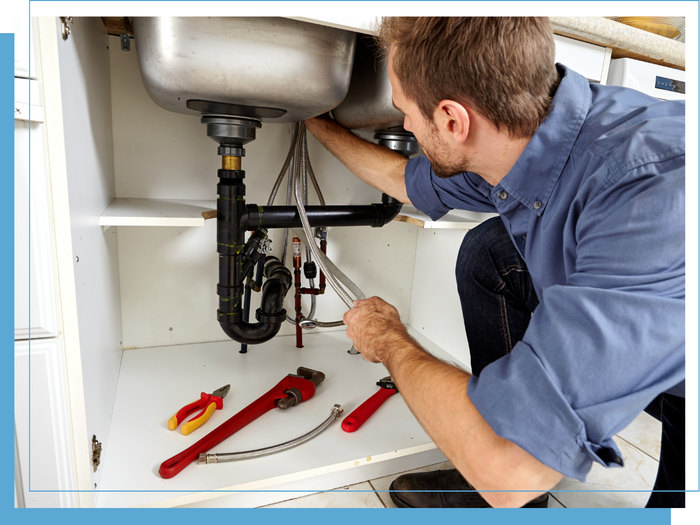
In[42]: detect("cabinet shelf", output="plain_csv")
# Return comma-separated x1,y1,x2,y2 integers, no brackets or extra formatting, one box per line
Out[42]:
99,198,216,229
99,200,494,231
98,328,450,508
395,205,496,230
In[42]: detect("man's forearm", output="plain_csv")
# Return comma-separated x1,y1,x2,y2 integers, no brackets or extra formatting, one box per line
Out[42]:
383,337,563,508
305,117,411,203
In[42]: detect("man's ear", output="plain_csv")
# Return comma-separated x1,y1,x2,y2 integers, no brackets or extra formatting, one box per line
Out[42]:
434,100,470,144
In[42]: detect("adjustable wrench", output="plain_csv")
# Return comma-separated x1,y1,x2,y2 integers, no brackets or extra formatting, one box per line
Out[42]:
341,376,398,432
159,367,325,478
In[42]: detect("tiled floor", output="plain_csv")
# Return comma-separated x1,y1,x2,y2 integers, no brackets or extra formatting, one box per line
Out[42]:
261,411,662,508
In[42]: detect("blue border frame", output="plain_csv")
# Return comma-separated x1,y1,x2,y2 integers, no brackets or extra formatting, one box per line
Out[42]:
3,30,16,509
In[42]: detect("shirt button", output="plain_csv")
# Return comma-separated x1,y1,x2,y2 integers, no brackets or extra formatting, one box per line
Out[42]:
533,201,542,210
498,191,508,200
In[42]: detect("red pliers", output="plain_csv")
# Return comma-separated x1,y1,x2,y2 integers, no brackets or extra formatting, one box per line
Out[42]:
168,384,231,436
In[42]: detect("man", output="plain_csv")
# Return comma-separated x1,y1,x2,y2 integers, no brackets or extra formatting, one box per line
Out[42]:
306,17,685,508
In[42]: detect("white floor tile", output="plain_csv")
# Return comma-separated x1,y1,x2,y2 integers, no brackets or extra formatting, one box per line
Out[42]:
551,436,659,508
261,482,384,508
617,410,662,461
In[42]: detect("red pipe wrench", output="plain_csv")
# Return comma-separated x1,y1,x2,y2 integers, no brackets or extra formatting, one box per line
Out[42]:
341,376,398,432
159,367,325,479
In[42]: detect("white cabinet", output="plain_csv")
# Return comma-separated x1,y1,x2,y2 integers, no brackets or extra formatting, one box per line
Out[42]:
29,15,618,508
14,339,77,508
13,15,36,79
14,114,58,340
14,17,72,510
35,16,437,508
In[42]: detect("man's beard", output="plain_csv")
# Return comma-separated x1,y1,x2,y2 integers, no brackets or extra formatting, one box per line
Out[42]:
420,123,467,179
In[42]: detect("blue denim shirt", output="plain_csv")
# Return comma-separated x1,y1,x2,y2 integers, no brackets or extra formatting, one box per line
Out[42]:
405,65,685,481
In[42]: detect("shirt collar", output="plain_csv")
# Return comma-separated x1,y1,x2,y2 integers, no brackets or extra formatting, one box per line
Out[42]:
497,64,592,216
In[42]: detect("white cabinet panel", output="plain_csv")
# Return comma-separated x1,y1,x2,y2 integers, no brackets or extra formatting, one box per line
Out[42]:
14,119,58,339
14,339,76,508
14,78,44,123
409,228,472,369
555,34,612,84
14,16,36,79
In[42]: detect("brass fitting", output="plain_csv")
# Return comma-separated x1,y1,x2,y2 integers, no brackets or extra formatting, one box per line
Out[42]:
222,156,242,170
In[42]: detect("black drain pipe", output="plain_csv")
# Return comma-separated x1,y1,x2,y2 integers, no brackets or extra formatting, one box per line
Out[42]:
209,117,414,347
216,160,292,345
217,173,401,345
240,200,402,230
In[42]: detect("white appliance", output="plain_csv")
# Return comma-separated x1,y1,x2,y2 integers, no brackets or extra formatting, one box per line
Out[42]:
607,57,685,101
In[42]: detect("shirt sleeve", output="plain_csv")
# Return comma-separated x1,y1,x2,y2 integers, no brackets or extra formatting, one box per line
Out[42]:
467,156,685,481
405,156,497,219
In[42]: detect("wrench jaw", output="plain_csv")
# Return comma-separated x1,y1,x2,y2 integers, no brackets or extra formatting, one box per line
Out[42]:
376,376,397,392
276,367,326,409
296,367,326,387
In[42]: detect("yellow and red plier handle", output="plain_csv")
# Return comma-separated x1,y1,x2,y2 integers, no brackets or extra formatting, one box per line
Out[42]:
168,384,230,436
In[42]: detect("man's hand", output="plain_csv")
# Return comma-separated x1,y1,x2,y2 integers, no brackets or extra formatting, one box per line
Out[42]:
343,296,562,506
343,297,410,363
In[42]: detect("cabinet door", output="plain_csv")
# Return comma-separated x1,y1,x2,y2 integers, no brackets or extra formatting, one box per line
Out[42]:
14,15,36,79
14,117,59,339
14,339,76,508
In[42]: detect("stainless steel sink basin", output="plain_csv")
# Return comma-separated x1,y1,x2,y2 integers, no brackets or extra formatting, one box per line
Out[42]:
332,36,404,130
133,17,356,123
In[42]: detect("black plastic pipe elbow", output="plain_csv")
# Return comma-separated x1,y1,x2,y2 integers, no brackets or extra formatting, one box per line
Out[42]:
218,257,291,345
372,194,403,227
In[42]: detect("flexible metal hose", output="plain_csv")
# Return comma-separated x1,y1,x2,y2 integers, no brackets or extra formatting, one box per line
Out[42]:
293,130,361,309
280,124,299,266
269,123,356,323
290,229,366,306
301,129,317,321
283,124,317,324
267,123,300,206
198,405,343,463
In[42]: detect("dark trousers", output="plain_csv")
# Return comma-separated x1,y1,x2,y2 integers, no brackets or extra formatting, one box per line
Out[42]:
455,217,685,508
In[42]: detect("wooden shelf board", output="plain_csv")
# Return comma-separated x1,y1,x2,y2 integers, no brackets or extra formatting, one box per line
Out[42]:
395,205,496,230
99,198,216,228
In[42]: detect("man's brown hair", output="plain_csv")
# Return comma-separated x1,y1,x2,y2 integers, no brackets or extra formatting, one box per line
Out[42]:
377,17,559,138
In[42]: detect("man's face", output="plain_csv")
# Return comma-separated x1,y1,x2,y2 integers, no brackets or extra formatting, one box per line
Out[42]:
388,53,466,179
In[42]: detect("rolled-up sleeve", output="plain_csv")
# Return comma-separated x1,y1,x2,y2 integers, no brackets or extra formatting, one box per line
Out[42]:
405,156,496,219
468,158,685,481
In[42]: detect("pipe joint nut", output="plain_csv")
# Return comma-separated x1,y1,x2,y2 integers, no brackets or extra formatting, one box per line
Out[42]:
218,169,245,180
218,145,245,157
255,308,287,324
217,283,244,299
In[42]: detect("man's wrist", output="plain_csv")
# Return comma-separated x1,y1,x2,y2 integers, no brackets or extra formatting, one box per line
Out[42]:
382,330,429,375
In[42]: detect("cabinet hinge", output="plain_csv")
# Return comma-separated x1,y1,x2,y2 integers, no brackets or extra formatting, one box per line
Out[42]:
60,17,73,41
91,435,102,472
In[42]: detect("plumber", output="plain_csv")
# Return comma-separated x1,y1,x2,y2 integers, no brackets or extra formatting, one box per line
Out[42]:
305,17,685,508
